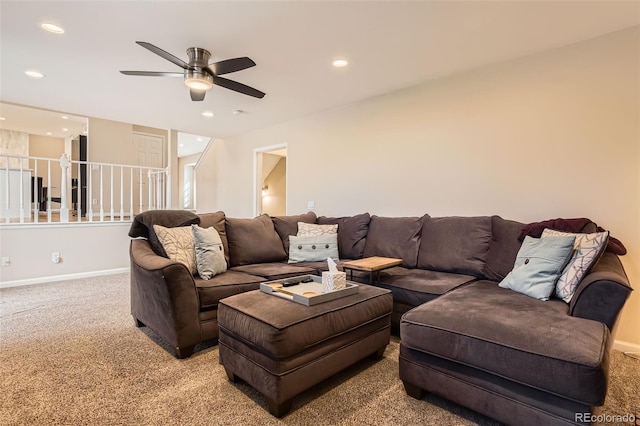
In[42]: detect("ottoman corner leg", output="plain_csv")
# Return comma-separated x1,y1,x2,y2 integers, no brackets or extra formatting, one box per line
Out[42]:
266,397,293,418
224,366,239,383
403,380,426,399
370,346,386,360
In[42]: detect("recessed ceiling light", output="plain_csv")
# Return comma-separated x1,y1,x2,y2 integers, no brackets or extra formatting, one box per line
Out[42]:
202,111,214,118
61,115,68,120
25,70,45,79
41,23,65,34
197,138,203,142
46,132,53,136
179,144,185,147
332,59,348,68
62,128,68,132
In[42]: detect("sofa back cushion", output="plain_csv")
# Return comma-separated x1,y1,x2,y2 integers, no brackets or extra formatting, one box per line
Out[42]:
363,215,424,268
271,212,317,254
317,213,371,259
483,216,525,282
198,211,229,265
226,214,287,267
418,216,492,277
128,209,200,257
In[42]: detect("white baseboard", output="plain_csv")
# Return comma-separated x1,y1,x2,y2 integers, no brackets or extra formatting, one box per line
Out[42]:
0,268,128,289
613,340,640,353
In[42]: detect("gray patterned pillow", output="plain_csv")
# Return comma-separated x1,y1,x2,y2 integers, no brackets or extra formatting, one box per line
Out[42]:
541,229,609,303
192,225,227,280
297,222,338,236
153,224,197,274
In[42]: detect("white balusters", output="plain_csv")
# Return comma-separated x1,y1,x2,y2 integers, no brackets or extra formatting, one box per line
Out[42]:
99,164,104,221
59,154,70,223
0,153,168,223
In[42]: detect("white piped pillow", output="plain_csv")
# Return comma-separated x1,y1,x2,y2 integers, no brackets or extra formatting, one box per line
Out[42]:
541,229,609,303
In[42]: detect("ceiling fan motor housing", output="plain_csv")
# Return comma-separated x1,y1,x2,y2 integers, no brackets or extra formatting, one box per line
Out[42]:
185,47,213,90
187,47,211,68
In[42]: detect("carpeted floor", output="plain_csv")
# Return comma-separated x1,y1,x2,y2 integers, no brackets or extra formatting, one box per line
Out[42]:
1,273,637,425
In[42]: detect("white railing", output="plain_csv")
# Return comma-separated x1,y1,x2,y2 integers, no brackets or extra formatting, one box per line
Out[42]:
0,153,168,224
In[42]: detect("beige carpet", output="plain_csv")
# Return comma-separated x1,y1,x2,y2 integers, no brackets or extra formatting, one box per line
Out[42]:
1,273,637,425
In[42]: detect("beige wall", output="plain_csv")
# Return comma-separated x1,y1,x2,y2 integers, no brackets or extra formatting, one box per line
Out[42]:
198,27,640,347
261,157,286,216
0,223,130,285
88,118,134,164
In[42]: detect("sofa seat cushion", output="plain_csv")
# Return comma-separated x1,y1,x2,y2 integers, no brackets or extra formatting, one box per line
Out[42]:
195,271,265,310
377,267,476,307
230,262,315,280
401,281,610,405
284,259,355,275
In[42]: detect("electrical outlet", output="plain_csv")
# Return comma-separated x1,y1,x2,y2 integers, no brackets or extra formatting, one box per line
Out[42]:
92,198,97,205
52,252,60,264
307,201,315,211
1,256,10,266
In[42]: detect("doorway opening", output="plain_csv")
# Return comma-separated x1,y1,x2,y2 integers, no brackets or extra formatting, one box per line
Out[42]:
177,132,212,212
254,144,287,216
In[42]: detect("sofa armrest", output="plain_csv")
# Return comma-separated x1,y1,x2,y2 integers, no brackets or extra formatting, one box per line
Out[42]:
129,239,201,353
569,252,633,331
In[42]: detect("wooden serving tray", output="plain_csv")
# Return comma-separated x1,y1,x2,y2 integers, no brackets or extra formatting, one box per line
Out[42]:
260,275,359,306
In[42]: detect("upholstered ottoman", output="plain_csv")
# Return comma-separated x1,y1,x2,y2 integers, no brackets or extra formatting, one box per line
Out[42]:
218,284,392,417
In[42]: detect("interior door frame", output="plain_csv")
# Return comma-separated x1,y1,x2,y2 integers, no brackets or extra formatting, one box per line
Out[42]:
253,143,287,217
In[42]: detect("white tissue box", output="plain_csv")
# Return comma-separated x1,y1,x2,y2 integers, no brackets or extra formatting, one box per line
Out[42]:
322,271,347,293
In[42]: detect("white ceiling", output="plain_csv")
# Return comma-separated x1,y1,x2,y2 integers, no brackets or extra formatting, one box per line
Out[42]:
177,132,211,158
1,1,638,140
0,102,87,139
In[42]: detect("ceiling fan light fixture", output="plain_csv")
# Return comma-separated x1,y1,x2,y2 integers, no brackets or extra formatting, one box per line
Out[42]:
185,71,213,91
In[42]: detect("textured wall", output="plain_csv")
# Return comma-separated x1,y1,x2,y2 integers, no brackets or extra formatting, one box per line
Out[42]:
0,129,29,169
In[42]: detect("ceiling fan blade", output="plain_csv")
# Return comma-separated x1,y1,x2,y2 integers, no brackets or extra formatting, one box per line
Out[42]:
212,75,265,99
120,71,183,77
207,57,256,76
136,41,189,70
190,89,206,101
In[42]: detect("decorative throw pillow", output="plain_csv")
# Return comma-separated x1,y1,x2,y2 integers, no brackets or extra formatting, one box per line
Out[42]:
498,235,576,301
542,229,609,303
288,234,339,263
192,225,227,280
271,212,317,255
129,210,200,257
153,224,197,274
297,222,338,236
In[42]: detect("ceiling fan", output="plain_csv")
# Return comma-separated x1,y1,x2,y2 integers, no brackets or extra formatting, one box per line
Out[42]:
120,41,265,101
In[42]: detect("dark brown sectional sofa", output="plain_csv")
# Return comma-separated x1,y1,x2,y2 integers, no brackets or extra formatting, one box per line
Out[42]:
128,210,632,425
